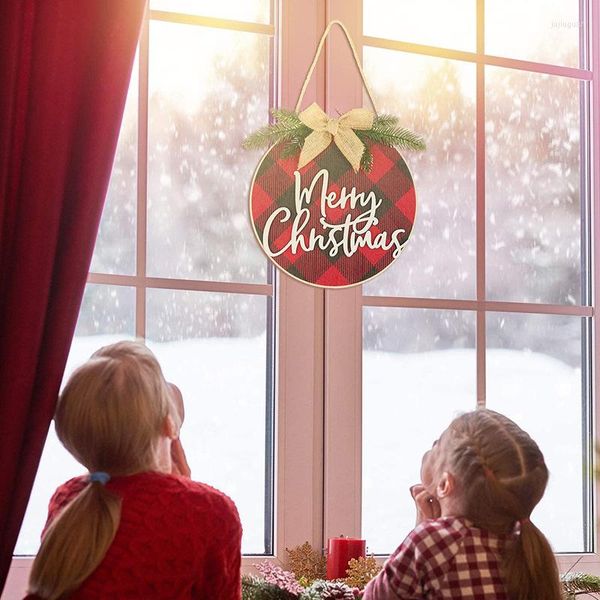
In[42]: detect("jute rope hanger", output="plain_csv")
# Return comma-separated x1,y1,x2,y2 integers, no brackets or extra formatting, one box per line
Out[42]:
294,19,379,116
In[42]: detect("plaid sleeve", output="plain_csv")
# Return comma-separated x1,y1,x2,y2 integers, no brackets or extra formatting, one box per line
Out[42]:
362,519,466,600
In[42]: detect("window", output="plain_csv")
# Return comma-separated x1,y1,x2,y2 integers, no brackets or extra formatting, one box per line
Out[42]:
15,1,276,557
7,0,600,592
361,0,593,556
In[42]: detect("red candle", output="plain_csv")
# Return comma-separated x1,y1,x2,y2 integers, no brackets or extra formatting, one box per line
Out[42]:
326,536,366,580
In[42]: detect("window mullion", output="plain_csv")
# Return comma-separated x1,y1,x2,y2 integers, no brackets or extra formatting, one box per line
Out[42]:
322,0,365,543
136,12,150,340
590,0,600,558
475,0,486,408
271,0,327,563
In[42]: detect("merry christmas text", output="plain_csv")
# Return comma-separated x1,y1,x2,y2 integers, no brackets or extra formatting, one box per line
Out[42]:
262,168,406,259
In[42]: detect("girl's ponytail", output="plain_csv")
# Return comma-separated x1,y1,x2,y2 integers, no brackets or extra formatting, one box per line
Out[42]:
503,519,562,600
27,341,175,598
28,480,121,600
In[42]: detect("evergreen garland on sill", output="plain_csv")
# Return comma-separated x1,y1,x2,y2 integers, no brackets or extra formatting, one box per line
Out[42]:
242,575,298,600
242,575,360,600
240,546,600,598
242,569,600,599
562,572,600,598
242,109,426,173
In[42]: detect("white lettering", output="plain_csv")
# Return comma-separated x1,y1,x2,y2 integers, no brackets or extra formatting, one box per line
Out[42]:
261,169,408,261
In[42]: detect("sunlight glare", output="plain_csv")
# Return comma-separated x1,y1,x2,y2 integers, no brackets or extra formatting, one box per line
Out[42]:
364,0,476,51
150,0,270,24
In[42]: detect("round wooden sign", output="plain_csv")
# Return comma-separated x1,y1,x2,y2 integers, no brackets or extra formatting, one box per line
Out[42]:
249,141,416,288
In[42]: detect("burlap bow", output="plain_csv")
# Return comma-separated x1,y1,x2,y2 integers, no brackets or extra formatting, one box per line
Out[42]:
297,102,374,172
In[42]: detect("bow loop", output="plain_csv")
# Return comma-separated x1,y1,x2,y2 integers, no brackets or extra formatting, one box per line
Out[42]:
297,102,374,172
338,108,374,131
299,103,329,130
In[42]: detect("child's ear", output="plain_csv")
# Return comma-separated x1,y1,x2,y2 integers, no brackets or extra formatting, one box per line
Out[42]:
437,471,455,498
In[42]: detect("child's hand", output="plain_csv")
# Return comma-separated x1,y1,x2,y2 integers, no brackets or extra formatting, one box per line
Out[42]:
167,383,191,478
410,484,441,525
171,437,191,478
168,382,185,424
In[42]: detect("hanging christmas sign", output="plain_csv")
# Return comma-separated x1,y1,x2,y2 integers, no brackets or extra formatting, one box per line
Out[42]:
244,21,425,288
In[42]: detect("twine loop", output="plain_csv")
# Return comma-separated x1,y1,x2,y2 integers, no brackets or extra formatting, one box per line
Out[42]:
295,20,379,115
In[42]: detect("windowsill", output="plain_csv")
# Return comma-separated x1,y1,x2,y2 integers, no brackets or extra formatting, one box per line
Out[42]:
2,558,30,600
5,552,600,599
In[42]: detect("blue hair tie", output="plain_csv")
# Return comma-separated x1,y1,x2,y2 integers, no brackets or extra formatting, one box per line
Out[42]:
89,471,111,485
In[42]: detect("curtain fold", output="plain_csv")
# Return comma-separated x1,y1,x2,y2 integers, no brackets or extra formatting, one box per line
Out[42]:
0,0,145,590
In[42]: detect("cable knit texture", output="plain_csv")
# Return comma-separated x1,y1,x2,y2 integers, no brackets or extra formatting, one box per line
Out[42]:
26,472,242,599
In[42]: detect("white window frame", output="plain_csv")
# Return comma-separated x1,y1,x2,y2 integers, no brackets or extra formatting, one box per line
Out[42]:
324,0,600,576
4,0,600,595
6,1,284,592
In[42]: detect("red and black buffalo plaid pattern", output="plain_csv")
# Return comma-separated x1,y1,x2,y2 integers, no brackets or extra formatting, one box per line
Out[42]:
250,141,416,287
362,517,510,599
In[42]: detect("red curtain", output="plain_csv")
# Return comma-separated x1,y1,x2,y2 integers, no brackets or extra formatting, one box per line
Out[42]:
0,0,145,589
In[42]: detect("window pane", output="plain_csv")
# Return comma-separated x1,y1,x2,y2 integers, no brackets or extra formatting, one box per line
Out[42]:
146,289,270,554
147,21,270,283
14,285,135,554
363,49,476,298
486,68,582,305
486,312,585,552
363,0,475,52
75,284,137,336
486,0,581,67
150,0,271,24
90,57,138,276
362,307,476,554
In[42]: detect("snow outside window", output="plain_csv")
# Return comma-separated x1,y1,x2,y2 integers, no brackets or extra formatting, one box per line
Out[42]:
14,2,276,557
362,0,592,555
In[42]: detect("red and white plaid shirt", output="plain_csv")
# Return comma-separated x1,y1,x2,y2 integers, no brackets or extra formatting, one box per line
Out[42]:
362,517,510,599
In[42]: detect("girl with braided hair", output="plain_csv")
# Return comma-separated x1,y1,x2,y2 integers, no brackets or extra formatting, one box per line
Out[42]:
363,409,562,600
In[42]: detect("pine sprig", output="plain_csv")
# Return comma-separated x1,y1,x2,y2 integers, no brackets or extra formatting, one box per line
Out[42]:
360,143,373,172
357,115,426,151
280,138,306,159
562,572,600,598
372,113,399,129
242,575,298,600
242,109,311,151
242,108,425,171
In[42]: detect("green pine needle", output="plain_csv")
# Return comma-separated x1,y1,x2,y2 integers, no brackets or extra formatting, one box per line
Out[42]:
270,108,302,126
242,108,310,151
242,575,298,600
358,116,426,151
561,572,600,598
372,113,399,129
360,143,374,172
242,108,425,172
280,139,304,159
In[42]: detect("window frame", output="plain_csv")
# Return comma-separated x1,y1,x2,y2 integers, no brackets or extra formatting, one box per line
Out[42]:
93,4,280,558
325,0,600,572
5,0,600,594
7,0,287,588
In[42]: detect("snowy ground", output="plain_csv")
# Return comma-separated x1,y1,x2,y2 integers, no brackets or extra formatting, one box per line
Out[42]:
15,336,584,556
362,347,583,554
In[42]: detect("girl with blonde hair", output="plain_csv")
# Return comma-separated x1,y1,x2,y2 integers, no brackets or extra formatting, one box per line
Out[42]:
363,409,562,600
26,341,242,600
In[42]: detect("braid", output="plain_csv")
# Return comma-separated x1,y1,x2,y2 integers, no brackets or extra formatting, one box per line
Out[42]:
445,409,562,600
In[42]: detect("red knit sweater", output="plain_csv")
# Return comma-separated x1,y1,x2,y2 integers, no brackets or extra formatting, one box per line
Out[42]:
25,472,242,599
